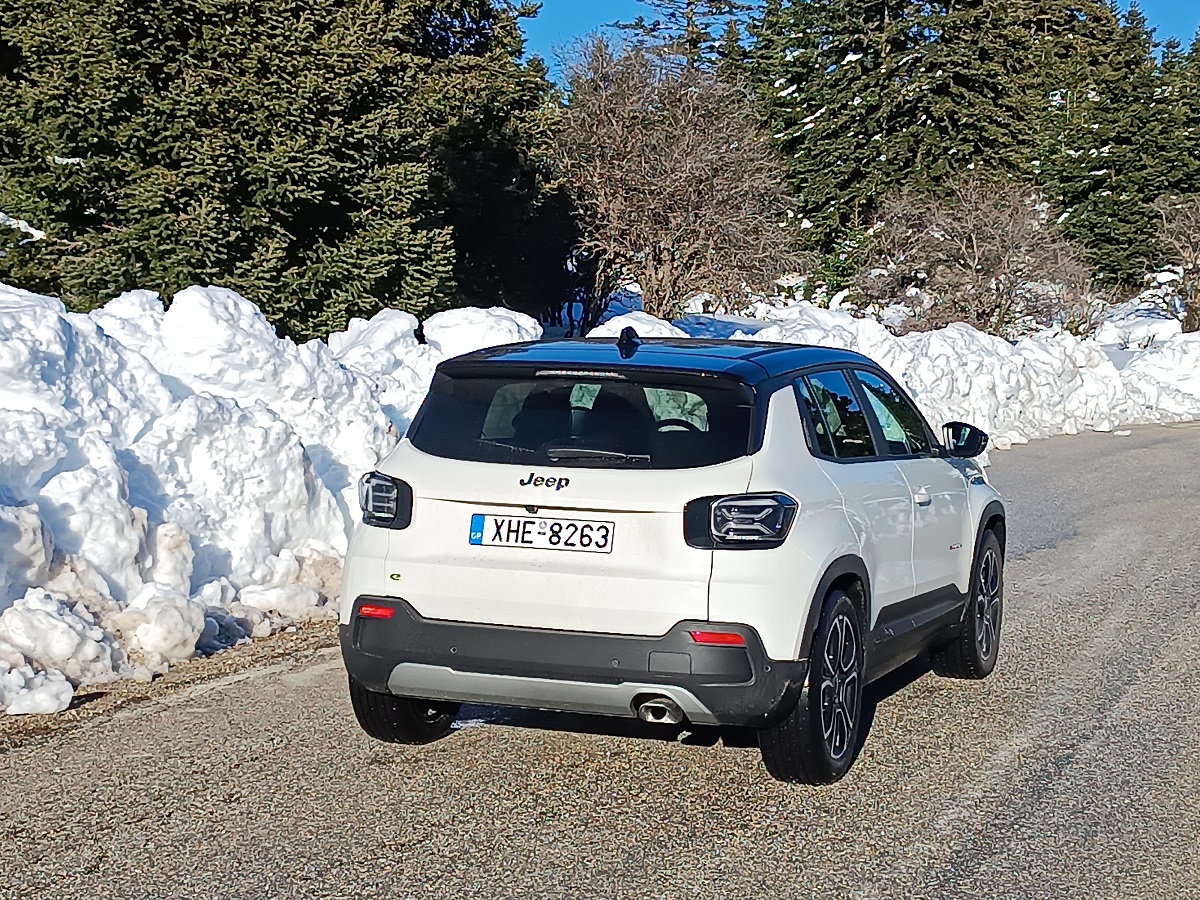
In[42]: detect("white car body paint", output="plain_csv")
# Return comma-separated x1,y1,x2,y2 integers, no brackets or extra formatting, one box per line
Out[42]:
367,444,751,636
341,376,1004,664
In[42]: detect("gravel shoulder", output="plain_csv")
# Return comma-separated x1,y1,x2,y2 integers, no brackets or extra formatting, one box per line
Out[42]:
0,621,339,753
1,425,1198,899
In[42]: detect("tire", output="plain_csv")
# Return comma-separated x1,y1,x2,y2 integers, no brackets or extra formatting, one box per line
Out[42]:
932,529,1003,680
758,589,865,785
348,677,461,744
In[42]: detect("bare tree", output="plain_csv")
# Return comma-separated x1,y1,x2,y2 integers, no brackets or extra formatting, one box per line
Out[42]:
859,177,1110,338
552,39,805,321
1152,195,1200,334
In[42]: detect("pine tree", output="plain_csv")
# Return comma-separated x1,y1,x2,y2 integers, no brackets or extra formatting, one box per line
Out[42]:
617,0,757,70
1033,3,1197,282
0,0,560,339
750,0,1196,284
716,19,748,82
755,0,937,247
903,1,1042,180
759,1,1080,249
1159,33,1200,203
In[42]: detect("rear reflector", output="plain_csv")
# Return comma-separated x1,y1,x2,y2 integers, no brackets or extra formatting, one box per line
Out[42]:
688,630,746,646
358,604,396,620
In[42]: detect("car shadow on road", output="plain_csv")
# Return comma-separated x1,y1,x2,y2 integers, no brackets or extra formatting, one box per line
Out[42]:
856,655,933,756
452,655,933,757
454,703,758,749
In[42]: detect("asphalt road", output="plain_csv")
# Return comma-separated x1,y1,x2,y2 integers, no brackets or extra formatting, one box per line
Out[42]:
2,424,1199,899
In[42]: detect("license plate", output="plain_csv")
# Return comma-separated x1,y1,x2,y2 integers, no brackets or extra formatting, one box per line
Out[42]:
469,514,615,553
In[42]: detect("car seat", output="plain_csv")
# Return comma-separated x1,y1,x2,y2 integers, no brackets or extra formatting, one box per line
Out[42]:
510,388,574,449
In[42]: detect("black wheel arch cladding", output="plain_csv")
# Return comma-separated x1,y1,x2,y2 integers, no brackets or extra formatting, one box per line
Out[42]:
799,555,871,661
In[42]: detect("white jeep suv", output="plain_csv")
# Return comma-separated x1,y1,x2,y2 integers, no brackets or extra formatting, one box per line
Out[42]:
340,331,1005,784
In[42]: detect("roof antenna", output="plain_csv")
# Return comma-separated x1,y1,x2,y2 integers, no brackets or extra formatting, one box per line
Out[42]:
617,326,641,359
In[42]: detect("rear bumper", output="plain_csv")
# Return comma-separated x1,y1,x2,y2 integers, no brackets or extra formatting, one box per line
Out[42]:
340,596,807,728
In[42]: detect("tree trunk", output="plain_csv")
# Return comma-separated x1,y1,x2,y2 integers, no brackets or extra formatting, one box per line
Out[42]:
641,253,682,320
1183,301,1199,334
1183,277,1199,334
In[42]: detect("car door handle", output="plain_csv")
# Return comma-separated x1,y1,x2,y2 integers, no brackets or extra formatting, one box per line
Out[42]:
914,488,932,507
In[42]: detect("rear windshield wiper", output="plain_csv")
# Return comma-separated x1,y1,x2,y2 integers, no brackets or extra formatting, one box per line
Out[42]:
476,439,535,456
543,447,651,465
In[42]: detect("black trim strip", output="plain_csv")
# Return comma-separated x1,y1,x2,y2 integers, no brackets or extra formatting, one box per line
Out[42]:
867,585,969,681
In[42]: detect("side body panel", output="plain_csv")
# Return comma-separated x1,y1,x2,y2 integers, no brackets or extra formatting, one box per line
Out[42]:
957,461,1007,583
817,457,915,626
897,456,972,595
708,385,860,660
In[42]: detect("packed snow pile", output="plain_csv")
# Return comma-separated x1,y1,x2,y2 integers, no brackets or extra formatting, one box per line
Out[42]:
324,305,540,433
1,278,1196,715
588,310,689,339
0,282,539,713
597,305,1200,449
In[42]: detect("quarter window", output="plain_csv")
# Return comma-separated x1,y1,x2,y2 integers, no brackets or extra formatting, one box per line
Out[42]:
794,378,835,457
854,371,931,457
803,371,878,459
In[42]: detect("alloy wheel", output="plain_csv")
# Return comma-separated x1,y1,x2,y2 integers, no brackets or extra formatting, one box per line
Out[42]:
974,548,1002,661
819,612,861,761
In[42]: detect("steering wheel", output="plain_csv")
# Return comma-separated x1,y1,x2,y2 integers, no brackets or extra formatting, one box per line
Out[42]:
655,418,703,433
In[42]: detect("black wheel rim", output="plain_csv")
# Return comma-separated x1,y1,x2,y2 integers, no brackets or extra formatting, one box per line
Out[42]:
974,548,1002,661
819,612,861,761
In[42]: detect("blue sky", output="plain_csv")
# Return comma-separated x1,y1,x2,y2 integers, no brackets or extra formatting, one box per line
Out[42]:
1125,0,1200,45
520,1,1200,65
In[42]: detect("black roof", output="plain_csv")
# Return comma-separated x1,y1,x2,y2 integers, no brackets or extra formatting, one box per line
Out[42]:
442,338,877,385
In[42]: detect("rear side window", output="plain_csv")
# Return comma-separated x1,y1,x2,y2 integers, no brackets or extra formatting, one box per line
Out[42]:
409,371,755,469
803,371,878,459
794,378,835,457
853,370,931,457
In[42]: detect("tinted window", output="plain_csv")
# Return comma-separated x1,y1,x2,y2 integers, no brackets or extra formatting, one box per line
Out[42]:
794,378,835,457
803,371,878,459
854,370,931,457
410,372,755,469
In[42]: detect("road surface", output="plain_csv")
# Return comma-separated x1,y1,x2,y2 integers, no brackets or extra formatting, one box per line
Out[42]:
1,424,1198,899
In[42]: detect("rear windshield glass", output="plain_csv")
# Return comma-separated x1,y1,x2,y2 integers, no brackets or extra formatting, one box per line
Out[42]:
409,371,756,469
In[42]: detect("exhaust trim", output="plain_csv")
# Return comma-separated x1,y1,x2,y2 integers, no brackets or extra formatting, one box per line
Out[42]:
635,696,686,726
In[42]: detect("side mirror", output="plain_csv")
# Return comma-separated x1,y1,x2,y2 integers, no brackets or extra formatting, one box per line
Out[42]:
942,422,989,458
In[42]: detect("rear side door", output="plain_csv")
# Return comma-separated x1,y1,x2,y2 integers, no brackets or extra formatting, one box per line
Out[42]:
797,371,915,618
850,369,969,597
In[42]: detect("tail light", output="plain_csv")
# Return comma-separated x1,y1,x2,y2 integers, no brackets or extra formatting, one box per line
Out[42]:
684,493,797,549
689,630,747,646
358,472,413,529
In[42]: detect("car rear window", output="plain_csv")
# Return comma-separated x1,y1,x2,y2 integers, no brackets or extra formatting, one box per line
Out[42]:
409,370,756,469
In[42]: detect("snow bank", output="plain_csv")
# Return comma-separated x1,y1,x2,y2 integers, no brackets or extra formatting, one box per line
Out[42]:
588,311,689,339
1,274,1194,715
0,281,538,713
1122,335,1200,417
588,304,1200,450
324,305,540,433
